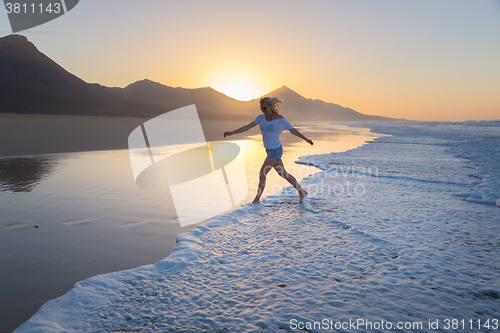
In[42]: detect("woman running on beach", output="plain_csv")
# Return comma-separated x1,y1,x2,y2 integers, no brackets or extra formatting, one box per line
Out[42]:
224,97,313,204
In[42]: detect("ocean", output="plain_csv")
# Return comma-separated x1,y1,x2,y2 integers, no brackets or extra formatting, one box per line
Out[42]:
7,121,500,332
0,122,377,332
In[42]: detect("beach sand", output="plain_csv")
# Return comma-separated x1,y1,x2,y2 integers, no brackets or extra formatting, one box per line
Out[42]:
1,113,378,332
11,121,500,333
0,113,252,158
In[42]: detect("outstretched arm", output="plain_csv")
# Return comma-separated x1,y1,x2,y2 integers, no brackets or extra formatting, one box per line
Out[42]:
289,128,313,145
224,122,257,138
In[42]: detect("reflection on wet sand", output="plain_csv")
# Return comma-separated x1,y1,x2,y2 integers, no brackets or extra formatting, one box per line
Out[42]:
0,155,66,193
0,123,381,332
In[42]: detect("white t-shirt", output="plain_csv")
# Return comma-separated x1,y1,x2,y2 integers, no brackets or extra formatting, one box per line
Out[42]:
253,114,293,149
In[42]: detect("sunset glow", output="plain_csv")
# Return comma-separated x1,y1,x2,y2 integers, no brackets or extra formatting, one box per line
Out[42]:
2,0,499,121
212,79,260,101
208,70,267,101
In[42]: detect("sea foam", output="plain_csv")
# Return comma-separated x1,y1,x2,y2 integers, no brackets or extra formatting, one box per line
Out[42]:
15,121,500,333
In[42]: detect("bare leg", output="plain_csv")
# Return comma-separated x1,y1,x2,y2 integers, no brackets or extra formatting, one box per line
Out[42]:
274,160,308,203
252,157,278,203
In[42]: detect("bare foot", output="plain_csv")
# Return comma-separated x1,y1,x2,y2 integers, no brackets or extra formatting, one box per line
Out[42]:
299,190,308,204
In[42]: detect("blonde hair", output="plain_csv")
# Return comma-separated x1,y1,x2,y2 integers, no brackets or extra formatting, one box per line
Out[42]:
260,96,282,115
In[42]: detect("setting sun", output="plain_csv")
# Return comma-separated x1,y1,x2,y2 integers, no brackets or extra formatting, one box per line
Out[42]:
211,75,262,101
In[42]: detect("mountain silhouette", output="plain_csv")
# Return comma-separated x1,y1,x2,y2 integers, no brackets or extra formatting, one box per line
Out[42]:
104,79,255,119
251,85,395,122
0,35,173,118
0,34,398,122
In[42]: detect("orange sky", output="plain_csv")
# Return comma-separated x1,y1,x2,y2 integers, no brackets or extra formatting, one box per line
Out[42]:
1,0,499,121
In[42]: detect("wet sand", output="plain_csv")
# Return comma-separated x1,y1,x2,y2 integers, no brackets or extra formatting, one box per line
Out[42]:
0,113,378,333
0,113,252,158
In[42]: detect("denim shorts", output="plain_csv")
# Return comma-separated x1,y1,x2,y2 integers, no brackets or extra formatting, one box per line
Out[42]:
265,145,283,159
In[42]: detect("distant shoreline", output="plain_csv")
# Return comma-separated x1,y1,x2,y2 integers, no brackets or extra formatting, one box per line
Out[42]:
0,112,395,160
0,113,255,158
